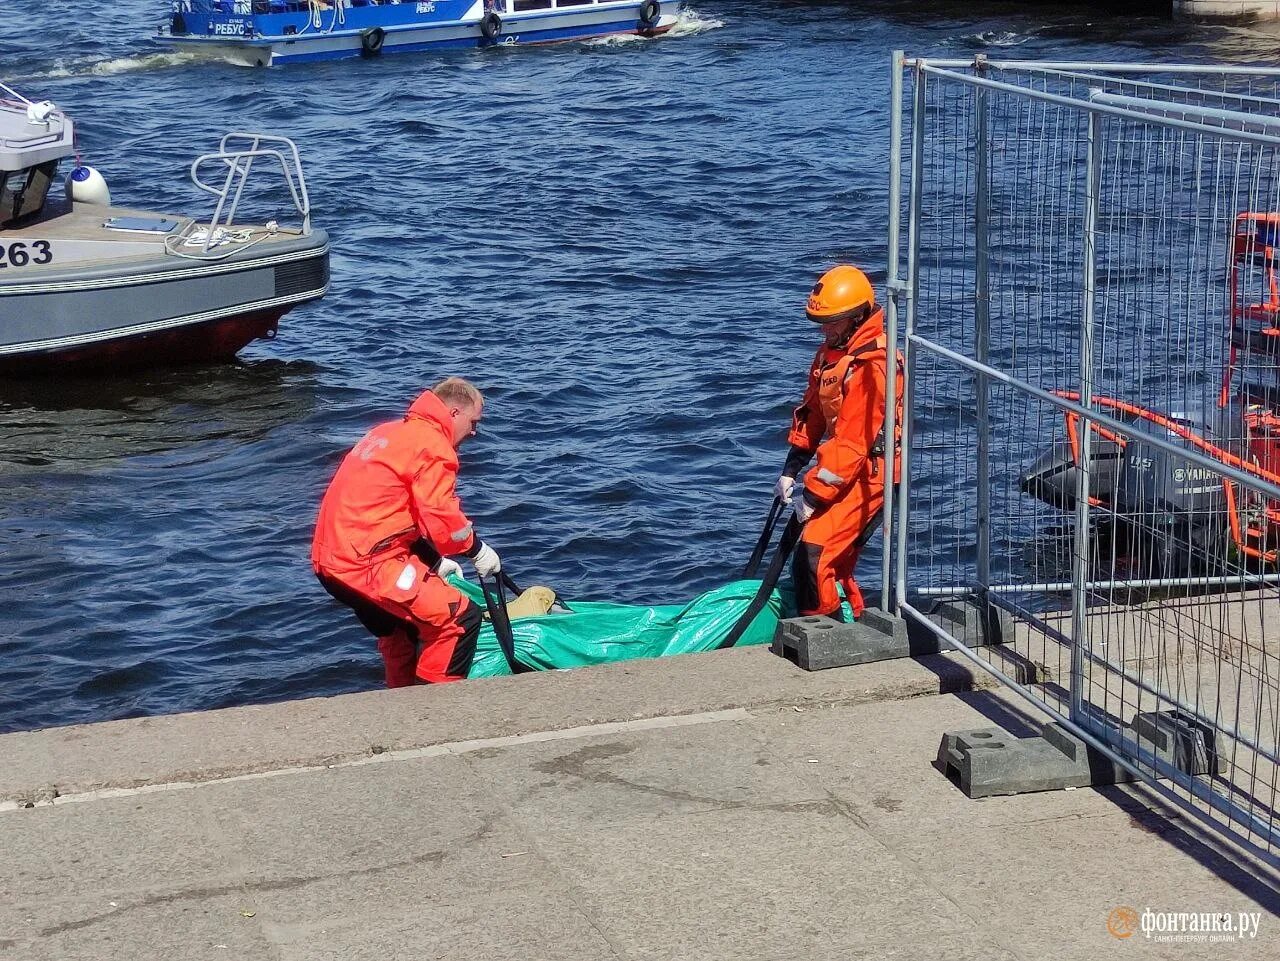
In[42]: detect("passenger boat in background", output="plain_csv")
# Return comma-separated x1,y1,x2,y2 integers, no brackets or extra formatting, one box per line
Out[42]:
0,81,329,374
1020,212,1280,573
155,0,678,66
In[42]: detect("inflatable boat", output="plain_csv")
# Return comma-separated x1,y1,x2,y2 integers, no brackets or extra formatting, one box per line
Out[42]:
1020,212,1280,573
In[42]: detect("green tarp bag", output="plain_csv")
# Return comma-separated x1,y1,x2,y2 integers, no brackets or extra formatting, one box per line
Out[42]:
449,577,791,678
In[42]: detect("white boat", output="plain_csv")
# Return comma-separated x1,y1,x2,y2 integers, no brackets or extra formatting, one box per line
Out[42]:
0,81,329,373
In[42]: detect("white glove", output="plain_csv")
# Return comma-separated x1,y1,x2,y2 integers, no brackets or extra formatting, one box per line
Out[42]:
773,474,796,504
436,557,464,581
793,495,816,525
471,541,502,578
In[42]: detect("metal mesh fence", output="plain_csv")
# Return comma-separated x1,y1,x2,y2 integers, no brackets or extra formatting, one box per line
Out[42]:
889,56,1280,867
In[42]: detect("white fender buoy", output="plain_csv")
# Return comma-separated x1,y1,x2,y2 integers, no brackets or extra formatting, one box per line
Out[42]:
68,165,111,206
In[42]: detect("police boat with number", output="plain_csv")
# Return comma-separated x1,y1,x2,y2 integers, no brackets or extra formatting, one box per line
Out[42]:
155,0,676,66
0,81,329,373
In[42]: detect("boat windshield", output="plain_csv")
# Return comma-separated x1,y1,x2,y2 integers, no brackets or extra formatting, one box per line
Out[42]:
177,1,352,12
0,161,59,229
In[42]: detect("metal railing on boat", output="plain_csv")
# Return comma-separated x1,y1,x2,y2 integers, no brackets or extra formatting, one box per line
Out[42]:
176,132,312,257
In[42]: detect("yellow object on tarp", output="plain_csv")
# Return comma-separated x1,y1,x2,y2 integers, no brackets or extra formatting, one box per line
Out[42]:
492,585,559,620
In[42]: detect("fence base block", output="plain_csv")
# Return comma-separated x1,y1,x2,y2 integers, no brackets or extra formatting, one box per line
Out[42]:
771,594,1009,672
770,609,908,671
1131,709,1220,777
939,723,1132,798
940,709,1222,799
924,595,1015,648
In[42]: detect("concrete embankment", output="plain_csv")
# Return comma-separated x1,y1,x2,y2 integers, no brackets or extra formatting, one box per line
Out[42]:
1176,1,1280,22
1,647,1275,960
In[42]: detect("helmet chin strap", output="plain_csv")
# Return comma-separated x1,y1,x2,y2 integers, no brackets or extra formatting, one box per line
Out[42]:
829,308,872,347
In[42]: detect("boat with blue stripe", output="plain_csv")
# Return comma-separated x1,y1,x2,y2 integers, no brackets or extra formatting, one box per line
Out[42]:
155,0,678,65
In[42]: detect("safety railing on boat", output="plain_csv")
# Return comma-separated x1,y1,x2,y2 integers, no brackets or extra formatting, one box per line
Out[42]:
172,132,312,257
0,80,33,107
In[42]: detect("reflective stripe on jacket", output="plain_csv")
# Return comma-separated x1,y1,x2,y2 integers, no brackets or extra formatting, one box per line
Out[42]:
311,390,476,578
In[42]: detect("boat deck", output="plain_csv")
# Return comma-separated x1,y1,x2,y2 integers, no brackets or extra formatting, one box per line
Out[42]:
3,197,315,276
16,195,187,240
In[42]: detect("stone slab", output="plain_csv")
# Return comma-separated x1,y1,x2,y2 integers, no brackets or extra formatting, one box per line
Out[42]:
516,801,1019,961
0,645,996,804
2,670,1276,961
0,893,273,961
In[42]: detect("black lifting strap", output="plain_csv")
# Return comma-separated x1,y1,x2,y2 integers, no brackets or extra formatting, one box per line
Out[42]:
743,495,787,579
479,574,536,675
718,514,803,650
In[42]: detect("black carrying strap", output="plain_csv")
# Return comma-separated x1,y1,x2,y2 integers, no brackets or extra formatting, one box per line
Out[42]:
718,515,803,650
743,495,787,579
479,574,535,674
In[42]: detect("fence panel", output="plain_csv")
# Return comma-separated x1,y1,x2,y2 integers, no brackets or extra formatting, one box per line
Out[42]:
890,56,1280,868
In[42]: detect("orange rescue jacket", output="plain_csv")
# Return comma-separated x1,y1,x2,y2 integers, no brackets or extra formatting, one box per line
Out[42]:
787,308,905,505
311,390,477,579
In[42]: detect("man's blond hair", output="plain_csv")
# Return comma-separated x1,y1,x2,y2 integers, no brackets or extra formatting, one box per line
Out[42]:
432,376,484,410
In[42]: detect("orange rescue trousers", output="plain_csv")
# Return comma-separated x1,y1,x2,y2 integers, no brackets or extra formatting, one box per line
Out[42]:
318,553,481,687
792,476,885,619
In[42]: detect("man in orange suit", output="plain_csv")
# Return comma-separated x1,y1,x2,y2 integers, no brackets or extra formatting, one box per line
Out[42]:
775,265,903,620
312,377,500,687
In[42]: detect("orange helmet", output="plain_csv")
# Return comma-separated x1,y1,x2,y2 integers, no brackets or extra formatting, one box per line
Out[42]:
805,265,875,324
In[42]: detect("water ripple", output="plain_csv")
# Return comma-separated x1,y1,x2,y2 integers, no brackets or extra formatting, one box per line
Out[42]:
0,0,1259,731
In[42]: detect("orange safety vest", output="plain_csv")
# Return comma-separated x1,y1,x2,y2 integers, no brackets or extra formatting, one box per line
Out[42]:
788,309,905,503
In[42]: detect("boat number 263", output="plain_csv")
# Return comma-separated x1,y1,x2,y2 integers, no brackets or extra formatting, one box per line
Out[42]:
0,241,53,268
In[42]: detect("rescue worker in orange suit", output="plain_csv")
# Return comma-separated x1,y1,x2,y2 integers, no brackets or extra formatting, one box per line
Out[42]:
775,265,903,620
311,377,500,687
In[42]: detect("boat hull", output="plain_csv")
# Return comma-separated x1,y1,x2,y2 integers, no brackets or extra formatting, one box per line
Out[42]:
156,2,678,65
0,230,329,375
0,306,289,374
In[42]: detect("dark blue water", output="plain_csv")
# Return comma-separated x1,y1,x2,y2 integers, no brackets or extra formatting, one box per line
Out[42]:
0,0,1273,732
